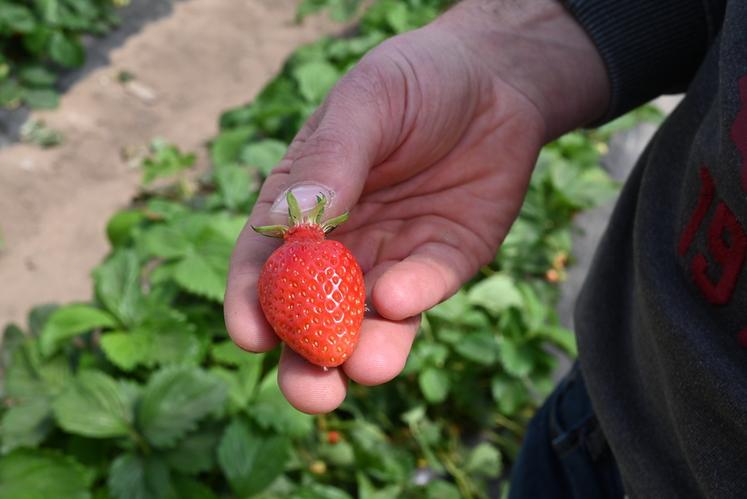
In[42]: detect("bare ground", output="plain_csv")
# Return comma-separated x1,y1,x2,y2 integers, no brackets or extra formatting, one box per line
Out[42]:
0,0,339,326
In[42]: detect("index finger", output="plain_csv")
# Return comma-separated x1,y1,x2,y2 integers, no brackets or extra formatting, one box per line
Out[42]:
223,173,290,352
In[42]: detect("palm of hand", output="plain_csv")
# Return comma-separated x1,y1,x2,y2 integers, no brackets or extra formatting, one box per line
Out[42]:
224,27,545,413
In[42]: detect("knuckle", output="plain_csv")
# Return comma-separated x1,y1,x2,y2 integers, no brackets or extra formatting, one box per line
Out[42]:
296,130,349,163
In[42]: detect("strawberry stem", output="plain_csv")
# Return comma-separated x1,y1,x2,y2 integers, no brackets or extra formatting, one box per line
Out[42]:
286,191,302,225
252,191,349,238
308,195,327,224
322,212,349,233
251,224,287,237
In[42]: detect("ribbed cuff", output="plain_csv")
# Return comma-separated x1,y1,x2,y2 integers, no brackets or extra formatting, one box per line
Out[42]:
562,0,724,124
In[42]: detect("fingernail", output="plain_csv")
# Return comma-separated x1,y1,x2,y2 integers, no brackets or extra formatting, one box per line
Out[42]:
270,183,333,219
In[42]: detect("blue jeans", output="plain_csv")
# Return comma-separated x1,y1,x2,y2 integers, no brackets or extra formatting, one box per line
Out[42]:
508,363,625,499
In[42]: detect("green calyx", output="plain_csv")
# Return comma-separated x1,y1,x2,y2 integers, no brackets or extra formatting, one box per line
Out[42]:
252,191,349,238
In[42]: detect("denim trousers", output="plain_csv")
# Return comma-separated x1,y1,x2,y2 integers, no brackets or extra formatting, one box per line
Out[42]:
507,363,626,499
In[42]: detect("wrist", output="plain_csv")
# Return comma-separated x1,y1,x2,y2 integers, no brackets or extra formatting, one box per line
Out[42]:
431,0,610,140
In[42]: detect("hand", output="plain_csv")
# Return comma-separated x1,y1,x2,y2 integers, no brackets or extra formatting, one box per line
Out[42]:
224,0,609,413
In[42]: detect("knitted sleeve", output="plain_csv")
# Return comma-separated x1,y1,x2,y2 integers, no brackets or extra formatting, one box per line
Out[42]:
561,0,727,122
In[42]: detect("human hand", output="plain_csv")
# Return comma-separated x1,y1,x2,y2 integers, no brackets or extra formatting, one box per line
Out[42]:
224,0,609,413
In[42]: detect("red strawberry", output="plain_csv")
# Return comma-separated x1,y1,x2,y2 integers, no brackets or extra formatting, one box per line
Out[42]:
327,430,341,444
253,192,365,368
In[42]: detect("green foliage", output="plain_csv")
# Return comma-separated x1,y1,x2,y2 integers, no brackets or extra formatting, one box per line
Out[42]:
0,449,93,499
137,366,226,448
141,140,197,186
20,119,64,147
0,0,663,497
217,418,290,497
297,0,363,22
0,0,122,109
53,370,139,439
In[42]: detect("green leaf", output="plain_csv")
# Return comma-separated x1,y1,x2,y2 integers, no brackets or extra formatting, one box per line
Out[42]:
19,119,63,147
215,165,252,209
497,337,535,378
94,250,146,328
137,366,226,448
427,290,469,322
453,331,499,365
99,331,149,371
34,0,61,25
0,79,23,108
1,323,25,363
4,344,44,402
295,0,328,21
384,2,409,32
141,141,196,185
537,325,577,356
0,398,53,453
0,4,36,33
297,0,361,22
251,368,314,437
106,210,145,248
139,215,237,301
18,66,56,87
22,26,52,55
321,440,355,467
418,367,450,403
0,449,92,499
217,418,290,497
467,273,523,315
328,0,362,22
164,428,220,474
28,304,58,337
173,251,228,302
49,31,85,67
210,126,253,168
148,326,204,366
465,442,502,477
550,162,619,209
426,480,461,499
40,304,116,356
37,354,73,396
491,375,530,416
145,199,189,220
292,61,339,103
402,341,449,375
23,88,59,109
140,224,191,259
210,214,246,242
239,139,286,176
210,339,255,366
357,472,402,499
294,483,354,499
108,453,174,499
52,371,138,438
210,361,263,413
65,435,115,473
172,476,217,499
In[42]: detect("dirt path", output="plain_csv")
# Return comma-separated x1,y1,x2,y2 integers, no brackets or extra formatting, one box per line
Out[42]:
0,0,339,326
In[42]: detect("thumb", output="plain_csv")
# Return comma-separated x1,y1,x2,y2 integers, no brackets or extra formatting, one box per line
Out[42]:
267,58,404,222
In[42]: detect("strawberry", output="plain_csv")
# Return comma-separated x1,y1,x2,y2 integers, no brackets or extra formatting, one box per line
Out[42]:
253,192,365,368
326,430,341,444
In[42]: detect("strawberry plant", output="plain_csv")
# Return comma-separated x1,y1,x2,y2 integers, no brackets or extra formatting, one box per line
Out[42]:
0,0,662,497
0,0,123,109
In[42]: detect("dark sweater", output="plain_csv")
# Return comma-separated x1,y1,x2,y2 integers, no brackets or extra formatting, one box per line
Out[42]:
562,0,747,497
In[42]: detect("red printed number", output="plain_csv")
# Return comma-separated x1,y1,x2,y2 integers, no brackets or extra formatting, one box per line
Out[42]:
691,202,747,304
679,168,747,304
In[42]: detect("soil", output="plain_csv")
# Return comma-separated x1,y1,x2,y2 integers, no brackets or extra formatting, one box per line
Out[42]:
0,0,340,327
